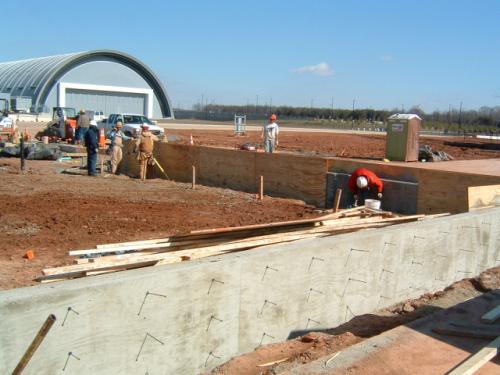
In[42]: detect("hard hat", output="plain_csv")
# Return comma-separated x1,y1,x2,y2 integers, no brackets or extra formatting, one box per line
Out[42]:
79,108,85,114
356,176,368,189
141,123,149,130
269,114,277,121
90,120,97,126
115,121,123,128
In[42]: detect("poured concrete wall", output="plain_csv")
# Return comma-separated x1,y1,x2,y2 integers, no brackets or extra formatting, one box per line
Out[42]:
1,208,499,374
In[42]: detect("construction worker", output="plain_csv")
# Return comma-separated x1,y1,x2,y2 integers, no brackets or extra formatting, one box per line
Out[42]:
76,108,90,145
347,168,383,207
262,114,279,153
134,123,159,181
107,121,129,174
84,120,99,176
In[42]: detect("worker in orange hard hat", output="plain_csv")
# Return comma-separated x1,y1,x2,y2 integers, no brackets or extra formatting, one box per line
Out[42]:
262,114,279,153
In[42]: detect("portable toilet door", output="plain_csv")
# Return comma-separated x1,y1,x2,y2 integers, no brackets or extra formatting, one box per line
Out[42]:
385,114,421,162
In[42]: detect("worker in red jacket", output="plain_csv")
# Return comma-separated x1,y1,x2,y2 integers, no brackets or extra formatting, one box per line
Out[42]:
348,168,384,206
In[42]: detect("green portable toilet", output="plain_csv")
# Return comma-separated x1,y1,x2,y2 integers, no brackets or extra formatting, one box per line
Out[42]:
385,114,421,162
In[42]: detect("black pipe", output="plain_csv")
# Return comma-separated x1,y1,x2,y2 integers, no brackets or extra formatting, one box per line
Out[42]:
20,136,25,171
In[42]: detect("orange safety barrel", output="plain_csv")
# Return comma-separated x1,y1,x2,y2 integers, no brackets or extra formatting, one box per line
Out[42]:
99,127,106,148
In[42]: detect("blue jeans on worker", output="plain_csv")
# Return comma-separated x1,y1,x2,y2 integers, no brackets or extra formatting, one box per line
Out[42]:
264,138,276,153
87,149,97,176
77,127,88,146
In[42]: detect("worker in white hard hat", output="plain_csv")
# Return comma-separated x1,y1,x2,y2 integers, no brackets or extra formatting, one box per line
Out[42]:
348,168,384,206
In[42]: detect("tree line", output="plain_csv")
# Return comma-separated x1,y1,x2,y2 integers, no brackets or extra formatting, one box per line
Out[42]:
191,103,500,130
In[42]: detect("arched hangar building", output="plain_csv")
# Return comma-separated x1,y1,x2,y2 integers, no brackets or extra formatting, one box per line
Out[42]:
0,49,174,119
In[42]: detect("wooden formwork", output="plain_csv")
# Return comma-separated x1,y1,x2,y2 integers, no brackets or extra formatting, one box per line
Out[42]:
119,142,500,214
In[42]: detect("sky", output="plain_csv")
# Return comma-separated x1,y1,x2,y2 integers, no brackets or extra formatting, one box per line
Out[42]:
2,0,500,112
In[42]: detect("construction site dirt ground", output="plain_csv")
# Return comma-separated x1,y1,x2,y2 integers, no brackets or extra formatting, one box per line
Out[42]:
169,129,500,160
0,158,319,290
208,267,500,375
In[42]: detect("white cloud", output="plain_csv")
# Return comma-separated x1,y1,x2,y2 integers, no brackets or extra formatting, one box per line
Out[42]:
380,55,394,61
292,62,334,76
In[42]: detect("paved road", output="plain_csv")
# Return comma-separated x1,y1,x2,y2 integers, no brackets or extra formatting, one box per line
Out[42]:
158,121,386,135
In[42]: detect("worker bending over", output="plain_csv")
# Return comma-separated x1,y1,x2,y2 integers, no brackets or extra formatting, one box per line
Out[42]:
262,114,279,153
348,168,383,207
134,123,159,181
107,121,129,174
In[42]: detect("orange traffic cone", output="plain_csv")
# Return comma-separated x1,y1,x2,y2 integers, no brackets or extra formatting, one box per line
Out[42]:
99,127,106,148
23,128,30,141
189,134,194,145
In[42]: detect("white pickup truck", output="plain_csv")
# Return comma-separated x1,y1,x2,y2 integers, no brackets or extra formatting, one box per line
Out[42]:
102,113,164,138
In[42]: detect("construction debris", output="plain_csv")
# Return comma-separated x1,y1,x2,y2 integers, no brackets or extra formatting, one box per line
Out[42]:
419,144,454,162
36,207,440,283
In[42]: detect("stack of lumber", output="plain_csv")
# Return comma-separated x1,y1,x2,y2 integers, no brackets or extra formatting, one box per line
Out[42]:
36,207,438,283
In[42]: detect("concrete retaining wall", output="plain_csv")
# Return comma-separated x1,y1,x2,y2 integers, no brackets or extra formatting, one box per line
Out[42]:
2,208,499,374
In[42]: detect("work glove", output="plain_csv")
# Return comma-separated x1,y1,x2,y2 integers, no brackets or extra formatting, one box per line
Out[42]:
377,193,383,199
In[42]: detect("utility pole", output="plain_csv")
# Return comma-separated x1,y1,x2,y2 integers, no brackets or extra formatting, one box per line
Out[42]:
401,104,404,113
331,97,334,119
458,101,463,126
352,99,356,125
201,94,204,112
256,94,259,114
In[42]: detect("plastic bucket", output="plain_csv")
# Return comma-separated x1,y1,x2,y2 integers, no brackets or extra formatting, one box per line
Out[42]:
365,199,381,210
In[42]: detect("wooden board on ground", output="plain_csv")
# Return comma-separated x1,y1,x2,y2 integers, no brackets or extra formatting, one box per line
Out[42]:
446,335,500,375
468,185,500,211
481,305,500,324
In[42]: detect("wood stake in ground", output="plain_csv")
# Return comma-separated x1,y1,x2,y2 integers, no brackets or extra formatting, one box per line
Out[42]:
259,175,264,200
192,165,196,189
334,188,342,212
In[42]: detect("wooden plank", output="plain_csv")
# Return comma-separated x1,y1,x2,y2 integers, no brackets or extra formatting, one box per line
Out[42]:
62,152,87,157
38,260,159,281
189,207,367,235
468,184,500,211
482,305,500,324
70,238,222,256
446,335,500,375
45,216,416,278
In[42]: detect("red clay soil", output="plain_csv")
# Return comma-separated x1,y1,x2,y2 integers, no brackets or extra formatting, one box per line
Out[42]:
169,129,500,160
208,267,500,375
0,159,318,290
